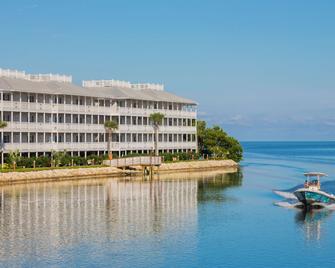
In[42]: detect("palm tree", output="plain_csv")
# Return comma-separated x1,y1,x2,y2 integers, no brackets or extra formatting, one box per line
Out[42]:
149,113,165,156
104,120,118,160
0,120,8,169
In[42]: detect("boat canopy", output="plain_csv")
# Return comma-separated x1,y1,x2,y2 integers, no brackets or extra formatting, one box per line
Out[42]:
304,172,328,177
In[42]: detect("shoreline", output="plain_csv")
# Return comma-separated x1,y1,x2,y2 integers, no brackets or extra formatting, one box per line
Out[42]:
0,160,238,186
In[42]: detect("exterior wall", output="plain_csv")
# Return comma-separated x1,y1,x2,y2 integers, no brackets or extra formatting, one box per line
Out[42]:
0,89,197,157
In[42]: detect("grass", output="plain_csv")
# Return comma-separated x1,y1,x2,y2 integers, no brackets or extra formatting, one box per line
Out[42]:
0,165,109,173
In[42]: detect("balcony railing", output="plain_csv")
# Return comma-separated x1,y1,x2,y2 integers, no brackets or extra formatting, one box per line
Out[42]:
1,101,197,117
2,141,197,153
5,122,196,133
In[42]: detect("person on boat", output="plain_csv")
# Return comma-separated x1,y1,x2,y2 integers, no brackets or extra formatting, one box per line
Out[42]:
304,180,309,188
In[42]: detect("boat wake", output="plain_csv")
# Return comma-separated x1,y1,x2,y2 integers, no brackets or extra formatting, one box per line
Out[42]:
273,190,297,200
273,180,335,210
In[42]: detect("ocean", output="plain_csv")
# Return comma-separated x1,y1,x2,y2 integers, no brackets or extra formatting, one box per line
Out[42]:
1,142,335,267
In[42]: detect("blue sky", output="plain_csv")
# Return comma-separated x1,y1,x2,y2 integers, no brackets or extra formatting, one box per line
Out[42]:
1,0,335,140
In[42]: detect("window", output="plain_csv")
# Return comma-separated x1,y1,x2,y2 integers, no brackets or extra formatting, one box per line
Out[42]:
3,93,11,101
65,95,71,104
58,96,64,104
13,93,20,102
29,94,35,103
86,133,92,142
80,133,85,142
13,112,20,122
29,133,36,143
73,114,79,124
66,114,72,124
3,132,11,143
45,113,52,123
29,113,36,123
38,133,44,143
86,115,91,124
99,115,104,124
66,133,71,142
37,94,44,103
21,133,28,143
21,113,28,122
45,95,51,104
80,115,85,124
3,112,11,122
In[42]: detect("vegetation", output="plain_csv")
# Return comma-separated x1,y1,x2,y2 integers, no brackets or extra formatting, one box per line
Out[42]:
0,120,7,129
197,120,243,162
104,120,118,159
3,150,107,170
0,120,7,169
149,112,165,156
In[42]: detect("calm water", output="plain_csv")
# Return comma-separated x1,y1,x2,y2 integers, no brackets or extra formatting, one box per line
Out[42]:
1,142,335,267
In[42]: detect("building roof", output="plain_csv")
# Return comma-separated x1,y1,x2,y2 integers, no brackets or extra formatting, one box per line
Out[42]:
0,76,197,105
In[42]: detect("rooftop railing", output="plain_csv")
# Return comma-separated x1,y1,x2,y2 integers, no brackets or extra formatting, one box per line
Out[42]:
0,68,72,83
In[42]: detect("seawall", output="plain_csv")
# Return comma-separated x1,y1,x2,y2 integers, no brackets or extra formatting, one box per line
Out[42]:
0,160,238,186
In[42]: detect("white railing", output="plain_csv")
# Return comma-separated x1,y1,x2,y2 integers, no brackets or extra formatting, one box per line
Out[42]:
0,68,72,83
117,107,196,118
105,156,162,167
2,141,197,153
0,68,26,79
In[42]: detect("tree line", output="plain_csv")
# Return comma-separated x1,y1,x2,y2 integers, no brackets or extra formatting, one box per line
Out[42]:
197,120,243,162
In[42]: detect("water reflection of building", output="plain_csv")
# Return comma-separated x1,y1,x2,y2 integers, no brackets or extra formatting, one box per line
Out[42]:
295,209,333,241
0,178,199,263
0,171,242,264
105,179,198,236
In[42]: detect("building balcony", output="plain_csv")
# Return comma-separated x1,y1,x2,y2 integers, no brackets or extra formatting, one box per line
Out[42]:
1,101,117,115
2,141,197,153
2,102,197,118
117,107,197,118
5,122,196,134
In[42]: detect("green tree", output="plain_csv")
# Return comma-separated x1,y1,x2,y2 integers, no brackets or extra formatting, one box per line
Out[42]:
52,150,70,166
7,150,21,168
0,120,7,169
197,120,207,153
198,123,243,162
104,120,118,159
149,113,165,156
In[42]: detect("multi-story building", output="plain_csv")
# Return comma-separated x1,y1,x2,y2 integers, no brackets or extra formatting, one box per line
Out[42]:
0,68,197,159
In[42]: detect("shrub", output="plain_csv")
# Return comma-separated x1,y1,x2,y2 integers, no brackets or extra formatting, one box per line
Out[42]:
72,156,86,166
35,156,51,167
17,157,34,168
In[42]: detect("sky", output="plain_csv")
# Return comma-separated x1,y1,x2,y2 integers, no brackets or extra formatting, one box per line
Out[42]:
1,0,335,141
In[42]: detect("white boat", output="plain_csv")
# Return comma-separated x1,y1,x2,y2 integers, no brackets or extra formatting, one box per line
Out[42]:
294,172,335,209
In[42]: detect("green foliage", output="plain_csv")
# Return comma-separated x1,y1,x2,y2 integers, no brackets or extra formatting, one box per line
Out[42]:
52,150,70,166
87,154,105,165
72,156,86,166
0,120,7,129
149,113,165,127
104,120,118,131
17,157,34,168
35,156,51,167
4,151,107,169
7,150,21,167
160,152,200,162
197,121,243,162
0,163,9,170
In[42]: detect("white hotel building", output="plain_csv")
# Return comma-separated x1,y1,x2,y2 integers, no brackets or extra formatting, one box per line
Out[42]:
0,68,197,158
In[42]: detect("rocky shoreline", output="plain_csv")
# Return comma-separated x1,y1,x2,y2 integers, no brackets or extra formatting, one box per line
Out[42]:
0,160,239,186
